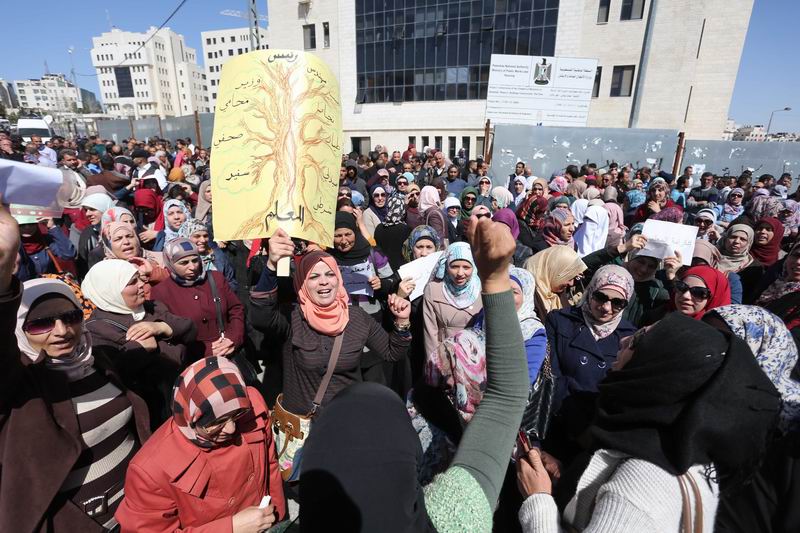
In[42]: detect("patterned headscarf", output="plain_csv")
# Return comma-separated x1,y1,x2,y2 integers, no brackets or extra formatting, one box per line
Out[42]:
541,208,575,247
401,225,441,263
179,219,216,270
580,265,634,340
756,240,800,306
779,199,800,233
549,176,569,194
172,357,251,449
383,194,407,226
509,266,543,340
711,305,800,433
163,199,193,243
163,238,206,287
434,242,481,309
425,328,486,423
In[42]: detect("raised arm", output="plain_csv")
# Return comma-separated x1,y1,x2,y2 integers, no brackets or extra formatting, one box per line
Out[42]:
0,199,24,407
248,229,294,341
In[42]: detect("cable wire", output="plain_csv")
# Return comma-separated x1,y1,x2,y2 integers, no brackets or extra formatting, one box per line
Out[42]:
75,0,190,77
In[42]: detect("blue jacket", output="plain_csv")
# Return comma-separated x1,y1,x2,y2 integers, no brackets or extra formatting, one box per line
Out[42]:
545,305,637,412
26,227,77,276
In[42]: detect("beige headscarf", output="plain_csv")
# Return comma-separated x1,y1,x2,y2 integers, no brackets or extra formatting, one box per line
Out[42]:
195,180,212,223
524,246,587,317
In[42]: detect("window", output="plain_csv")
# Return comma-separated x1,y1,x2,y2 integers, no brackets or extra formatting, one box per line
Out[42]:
303,24,317,50
598,0,611,23
231,35,236,42
323,22,330,48
610,65,635,97
592,66,602,97
207,52,212,58
421,136,430,149
476,137,485,159
228,49,234,56
448,136,457,160
461,137,470,159
621,0,645,20
408,136,416,147
434,136,442,151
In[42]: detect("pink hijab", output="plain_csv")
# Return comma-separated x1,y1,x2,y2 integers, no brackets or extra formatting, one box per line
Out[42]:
419,186,441,212
293,251,350,336
604,202,627,247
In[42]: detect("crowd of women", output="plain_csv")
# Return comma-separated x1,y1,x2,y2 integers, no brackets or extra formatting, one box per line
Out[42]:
1,136,800,532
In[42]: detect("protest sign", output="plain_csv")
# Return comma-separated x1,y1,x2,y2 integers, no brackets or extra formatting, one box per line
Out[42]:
210,50,342,248
397,251,443,301
340,259,375,297
0,159,72,216
642,219,698,266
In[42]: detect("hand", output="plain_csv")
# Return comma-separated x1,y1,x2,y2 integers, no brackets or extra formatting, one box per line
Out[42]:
368,276,381,291
139,229,158,244
352,207,363,223
617,234,647,255
0,197,21,293
217,240,228,249
126,321,172,342
41,217,56,229
465,216,515,294
540,451,562,482
387,293,411,322
647,200,661,213
397,277,416,299
516,448,553,498
137,336,158,352
663,250,683,280
706,227,720,243
127,178,140,191
267,228,294,270
231,505,276,533
128,256,153,281
211,336,236,357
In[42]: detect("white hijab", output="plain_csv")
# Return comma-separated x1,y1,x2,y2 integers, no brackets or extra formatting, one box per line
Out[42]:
16,278,95,380
82,260,145,320
574,205,610,257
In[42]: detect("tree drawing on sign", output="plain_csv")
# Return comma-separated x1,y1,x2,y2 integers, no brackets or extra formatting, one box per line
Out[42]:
233,56,341,242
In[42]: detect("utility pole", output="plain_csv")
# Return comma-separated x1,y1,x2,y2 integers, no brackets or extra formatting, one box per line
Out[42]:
248,0,262,51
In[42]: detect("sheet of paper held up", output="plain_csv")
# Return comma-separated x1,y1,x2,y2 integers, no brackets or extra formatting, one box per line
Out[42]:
340,259,375,297
0,159,68,215
397,251,444,301
641,219,697,266
210,49,342,248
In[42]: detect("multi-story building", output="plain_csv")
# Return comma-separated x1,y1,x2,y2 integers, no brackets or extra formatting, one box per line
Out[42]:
14,74,82,114
200,27,269,109
267,0,753,156
733,125,767,142
90,27,210,119
722,118,737,141
0,79,18,110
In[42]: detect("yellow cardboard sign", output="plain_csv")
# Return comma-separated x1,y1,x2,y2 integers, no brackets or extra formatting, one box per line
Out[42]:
210,50,342,247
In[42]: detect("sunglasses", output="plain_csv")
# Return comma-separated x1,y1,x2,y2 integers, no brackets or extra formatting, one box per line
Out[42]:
338,192,352,198
479,180,490,185
475,212,492,219
729,193,743,198
695,218,713,226
196,409,249,439
397,180,408,186
408,192,419,197
674,280,712,300
463,197,476,203
373,193,386,198
591,290,628,312
22,309,83,335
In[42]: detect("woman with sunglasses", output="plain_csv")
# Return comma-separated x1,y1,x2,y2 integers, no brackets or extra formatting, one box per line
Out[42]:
374,195,412,271
82,260,197,427
669,265,731,320
1,247,151,533
116,357,286,532
545,265,637,453
694,208,722,243
361,184,389,239
632,177,682,224
476,176,494,210
716,187,745,228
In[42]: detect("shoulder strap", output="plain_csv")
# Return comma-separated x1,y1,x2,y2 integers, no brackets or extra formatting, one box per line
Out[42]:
677,473,704,533
206,272,225,336
309,334,344,417
85,317,130,333
685,472,704,533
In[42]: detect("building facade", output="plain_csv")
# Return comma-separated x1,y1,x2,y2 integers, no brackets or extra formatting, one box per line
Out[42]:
267,0,753,157
200,27,269,110
13,74,81,114
0,79,18,110
90,27,210,119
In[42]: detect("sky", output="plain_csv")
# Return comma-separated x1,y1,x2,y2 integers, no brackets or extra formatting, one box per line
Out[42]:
2,0,798,133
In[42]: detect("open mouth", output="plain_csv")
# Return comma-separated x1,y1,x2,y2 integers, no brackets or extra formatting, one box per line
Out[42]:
317,288,332,297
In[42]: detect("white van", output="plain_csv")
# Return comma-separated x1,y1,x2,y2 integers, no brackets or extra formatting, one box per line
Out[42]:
17,117,54,143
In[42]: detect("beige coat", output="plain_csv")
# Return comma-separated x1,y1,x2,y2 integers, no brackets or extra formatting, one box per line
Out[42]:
422,279,483,358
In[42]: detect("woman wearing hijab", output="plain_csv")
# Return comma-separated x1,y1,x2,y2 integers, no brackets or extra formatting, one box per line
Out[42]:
99,206,169,286
1,269,150,532
150,238,244,362
604,199,627,247
632,177,681,223
526,209,576,254
779,199,800,241
691,238,744,304
420,184,449,245
362,184,389,238
133,186,164,247
374,194,413,271
669,264,731,319
151,198,192,252
178,219,238,291
116,357,286,532
717,224,756,273
493,207,534,267
14,213,77,277
299,218,530,533
511,176,528,210
491,186,515,211
77,187,116,277
83,260,196,427
716,187,745,228
740,217,785,303
248,244,411,477
422,242,483,358
516,195,550,237
476,176,494,209
549,176,569,198
574,201,609,257
405,182,424,228
524,246,587,322
443,196,461,243
518,314,780,533
459,186,479,221
194,180,213,226
546,265,637,445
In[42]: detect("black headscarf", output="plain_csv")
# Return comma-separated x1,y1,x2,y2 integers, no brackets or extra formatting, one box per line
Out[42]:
591,313,780,479
330,212,372,266
300,382,435,532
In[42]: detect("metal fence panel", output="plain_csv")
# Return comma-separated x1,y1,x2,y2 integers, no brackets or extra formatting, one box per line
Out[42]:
683,140,800,178
490,125,680,180
96,113,217,145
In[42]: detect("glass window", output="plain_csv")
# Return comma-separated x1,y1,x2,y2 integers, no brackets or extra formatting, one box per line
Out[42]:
323,22,331,48
434,136,443,150
592,66,602,97
598,0,611,23
621,0,645,20
303,24,317,50
462,136,471,158
610,65,635,97
409,135,416,147
476,136,485,158
448,136,457,160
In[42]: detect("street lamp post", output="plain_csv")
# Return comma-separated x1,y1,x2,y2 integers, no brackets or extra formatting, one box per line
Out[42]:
767,106,792,134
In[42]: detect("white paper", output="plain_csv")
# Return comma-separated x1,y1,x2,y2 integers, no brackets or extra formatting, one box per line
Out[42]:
0,159,65,212
340,259,375,297
642,220,698,266
397,251,443,301
259,495,271,509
